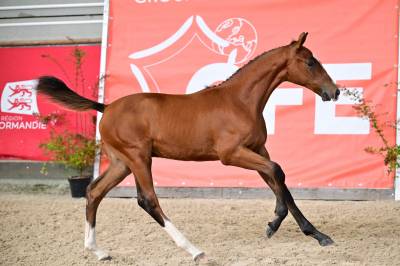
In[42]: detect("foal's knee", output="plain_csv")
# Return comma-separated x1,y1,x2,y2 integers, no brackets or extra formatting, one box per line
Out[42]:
271,162,285,184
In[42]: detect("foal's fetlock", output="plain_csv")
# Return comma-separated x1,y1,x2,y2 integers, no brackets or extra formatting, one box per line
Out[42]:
266,213,286,238
266,224,276,238
276,206,288,218
301,223,335,247
315,231,334,246
300,221,316,236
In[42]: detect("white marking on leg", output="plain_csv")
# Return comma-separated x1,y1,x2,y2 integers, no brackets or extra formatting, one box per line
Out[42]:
84,221,109,260
163,219,204,260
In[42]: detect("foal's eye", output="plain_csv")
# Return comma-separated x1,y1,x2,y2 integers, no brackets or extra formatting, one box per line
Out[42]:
307,58,315,67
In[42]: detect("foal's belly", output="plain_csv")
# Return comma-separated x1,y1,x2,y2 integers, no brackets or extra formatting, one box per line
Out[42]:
151,134,219,161
152,150,219,161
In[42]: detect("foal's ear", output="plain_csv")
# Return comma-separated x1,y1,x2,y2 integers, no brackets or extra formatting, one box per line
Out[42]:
295,32,308,50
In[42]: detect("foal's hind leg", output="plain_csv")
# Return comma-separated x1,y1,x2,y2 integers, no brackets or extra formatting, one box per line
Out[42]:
219,146,334,246
85,147,130,260
123,148,205,261
258,147,288,238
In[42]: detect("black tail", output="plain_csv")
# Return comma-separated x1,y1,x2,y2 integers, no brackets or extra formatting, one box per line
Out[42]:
36,76,106,113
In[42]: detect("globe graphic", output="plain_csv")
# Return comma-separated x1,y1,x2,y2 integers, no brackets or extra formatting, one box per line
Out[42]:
212,18,258,64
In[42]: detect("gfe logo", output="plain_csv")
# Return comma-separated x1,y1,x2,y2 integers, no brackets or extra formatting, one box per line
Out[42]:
128,15,258,94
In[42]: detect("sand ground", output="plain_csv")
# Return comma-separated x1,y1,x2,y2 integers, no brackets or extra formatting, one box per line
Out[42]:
0,191,399,266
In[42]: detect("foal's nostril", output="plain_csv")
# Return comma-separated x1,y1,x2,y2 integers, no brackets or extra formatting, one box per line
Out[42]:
321,91,330,101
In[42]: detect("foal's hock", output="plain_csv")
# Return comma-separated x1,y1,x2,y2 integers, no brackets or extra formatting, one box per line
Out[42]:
36,32,339,262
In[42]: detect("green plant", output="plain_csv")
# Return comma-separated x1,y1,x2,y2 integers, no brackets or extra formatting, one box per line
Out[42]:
343,88,399,173
40,131,99,177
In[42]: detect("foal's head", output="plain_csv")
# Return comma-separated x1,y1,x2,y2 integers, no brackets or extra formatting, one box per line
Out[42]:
285,32,339,101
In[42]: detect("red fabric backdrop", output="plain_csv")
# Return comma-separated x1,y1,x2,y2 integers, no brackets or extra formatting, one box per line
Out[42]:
102,0,398,189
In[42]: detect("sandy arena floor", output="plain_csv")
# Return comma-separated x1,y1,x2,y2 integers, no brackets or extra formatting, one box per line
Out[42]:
0,192,399,266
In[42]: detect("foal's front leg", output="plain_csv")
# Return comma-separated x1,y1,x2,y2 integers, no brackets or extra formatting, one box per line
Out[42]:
219,146,334,246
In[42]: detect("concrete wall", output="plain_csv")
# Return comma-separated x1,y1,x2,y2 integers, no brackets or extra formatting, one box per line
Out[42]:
0,161,82,179
0,0,103,46
0,160,394,200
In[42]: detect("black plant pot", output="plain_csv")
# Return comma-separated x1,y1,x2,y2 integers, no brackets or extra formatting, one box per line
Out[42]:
68,176,92,198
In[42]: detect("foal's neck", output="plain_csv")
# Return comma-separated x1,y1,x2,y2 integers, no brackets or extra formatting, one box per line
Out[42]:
221,46,289,117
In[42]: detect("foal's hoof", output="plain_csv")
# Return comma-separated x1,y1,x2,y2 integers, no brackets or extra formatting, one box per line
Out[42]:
194,252,207,264
318,236,334,247
266,225,276,238
95,249,111,261
98,254,111,261
194,253,217,265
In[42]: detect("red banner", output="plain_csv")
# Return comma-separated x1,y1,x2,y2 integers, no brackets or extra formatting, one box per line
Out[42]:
102,0,398,188
0,45,100,160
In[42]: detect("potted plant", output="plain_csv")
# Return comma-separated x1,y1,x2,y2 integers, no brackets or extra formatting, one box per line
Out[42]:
40,130,98,197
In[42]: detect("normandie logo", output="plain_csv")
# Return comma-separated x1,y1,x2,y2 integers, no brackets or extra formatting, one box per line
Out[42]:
1,80,39,116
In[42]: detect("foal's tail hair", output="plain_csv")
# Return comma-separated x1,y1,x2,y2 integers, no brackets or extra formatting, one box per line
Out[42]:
36,76,106,113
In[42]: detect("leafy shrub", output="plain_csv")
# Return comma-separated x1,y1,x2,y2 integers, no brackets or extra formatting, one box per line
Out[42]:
343,88,399,173
40,131,98,177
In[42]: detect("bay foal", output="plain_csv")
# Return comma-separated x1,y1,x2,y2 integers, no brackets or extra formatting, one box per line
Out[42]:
36,32,338,262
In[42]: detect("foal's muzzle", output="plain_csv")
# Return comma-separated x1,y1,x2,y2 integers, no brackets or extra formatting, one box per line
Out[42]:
321,89,340,101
